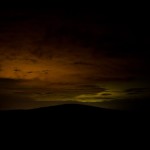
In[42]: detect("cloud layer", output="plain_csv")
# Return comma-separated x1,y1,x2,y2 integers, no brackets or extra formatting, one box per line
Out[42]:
0,10,150,109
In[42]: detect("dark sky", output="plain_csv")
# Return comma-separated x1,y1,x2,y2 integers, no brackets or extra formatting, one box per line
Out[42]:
0,8,150,110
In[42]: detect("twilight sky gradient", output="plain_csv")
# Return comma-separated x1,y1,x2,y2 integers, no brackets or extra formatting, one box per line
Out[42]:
0,8,150,110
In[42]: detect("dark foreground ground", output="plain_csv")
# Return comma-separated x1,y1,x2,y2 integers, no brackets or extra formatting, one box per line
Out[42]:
0,104,149,123
0,104,149,139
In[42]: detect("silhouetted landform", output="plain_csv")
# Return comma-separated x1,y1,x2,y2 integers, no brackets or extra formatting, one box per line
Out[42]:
1,104,149,122
0,103,121,114
1,104,149,133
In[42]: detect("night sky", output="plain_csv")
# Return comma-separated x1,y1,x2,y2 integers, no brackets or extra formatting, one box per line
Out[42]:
0,8,150,110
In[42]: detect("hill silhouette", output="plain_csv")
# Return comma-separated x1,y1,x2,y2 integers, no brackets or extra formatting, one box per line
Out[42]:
1,103,148,121
1,103,149,132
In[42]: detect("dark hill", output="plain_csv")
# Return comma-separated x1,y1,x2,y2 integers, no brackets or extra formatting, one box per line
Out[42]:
0,104,149,133
1,104,147,121
0,103,123,114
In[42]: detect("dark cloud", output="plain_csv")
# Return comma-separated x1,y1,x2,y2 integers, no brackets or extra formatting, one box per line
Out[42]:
101,93,112,96
77,96,113,101
0,93,66,110
0,95,33,110
75,84,106,91
24,58,38,63
0,77,108,103
72,61,101,68
0,78,24,88
124,88,150,95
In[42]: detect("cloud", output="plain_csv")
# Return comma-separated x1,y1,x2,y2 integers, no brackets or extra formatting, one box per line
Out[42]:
0,10,150,110
0,78,25,88
124,88,150,95
0,93,66,110
75,88,120,102
0,13,148,82
0,77,109,103
0,78,35,108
